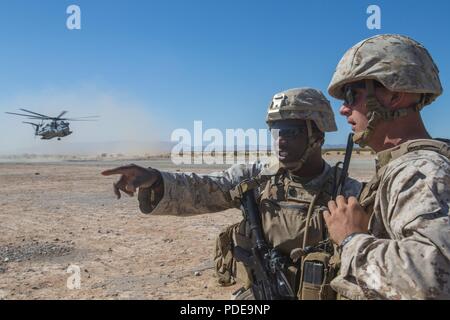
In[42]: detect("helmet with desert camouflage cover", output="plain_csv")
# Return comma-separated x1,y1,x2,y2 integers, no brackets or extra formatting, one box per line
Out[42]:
266,87,337,132
328,34,443,147
266,87,337,172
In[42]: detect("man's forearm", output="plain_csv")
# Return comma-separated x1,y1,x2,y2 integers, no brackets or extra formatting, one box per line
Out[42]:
137,162,266,216
138,171,164,214
137,171,238,215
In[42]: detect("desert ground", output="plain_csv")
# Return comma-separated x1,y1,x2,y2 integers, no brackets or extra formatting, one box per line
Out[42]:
0,154,375,300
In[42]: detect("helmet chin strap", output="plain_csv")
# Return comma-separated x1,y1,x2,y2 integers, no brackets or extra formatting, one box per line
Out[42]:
281,120,324,173
353,80,423,148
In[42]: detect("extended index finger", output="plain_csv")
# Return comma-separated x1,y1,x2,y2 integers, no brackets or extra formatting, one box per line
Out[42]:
101,165,137,176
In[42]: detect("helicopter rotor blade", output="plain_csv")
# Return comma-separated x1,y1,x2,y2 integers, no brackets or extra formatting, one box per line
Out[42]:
6,111,57,121
73,116,100,119
58,116,100,120
26,116,53,120
22,121,39,127
7,110,100,122
56,111,68,119
19,108,52,119
5,112,46,119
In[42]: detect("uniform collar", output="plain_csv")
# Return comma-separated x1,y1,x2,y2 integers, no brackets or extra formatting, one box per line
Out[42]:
259,156,331,189
288,161,331,190
375,147,394,171
259,156,282,176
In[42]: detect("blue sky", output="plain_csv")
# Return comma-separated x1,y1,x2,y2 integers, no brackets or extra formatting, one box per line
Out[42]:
0,0,449,152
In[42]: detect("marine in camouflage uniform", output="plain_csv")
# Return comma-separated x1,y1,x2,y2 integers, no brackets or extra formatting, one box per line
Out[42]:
325,34,450,300
102,88,361,300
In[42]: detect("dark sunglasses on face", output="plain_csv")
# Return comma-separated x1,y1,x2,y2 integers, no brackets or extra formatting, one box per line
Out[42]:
270,127,306,139
343,82,366,106
344,87,357,106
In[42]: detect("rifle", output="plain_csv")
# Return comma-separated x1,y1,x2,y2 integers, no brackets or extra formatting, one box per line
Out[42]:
332,133,355,200
233,187,295,300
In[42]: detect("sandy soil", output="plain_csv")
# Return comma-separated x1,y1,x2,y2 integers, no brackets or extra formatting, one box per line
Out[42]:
0,157,375,300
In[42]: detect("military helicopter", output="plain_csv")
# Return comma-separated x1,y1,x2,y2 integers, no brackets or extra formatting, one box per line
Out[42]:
5,109,99,140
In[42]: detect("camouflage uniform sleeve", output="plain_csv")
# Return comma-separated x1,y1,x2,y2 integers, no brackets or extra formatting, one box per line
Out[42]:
332,152,450,300
139,161,265,215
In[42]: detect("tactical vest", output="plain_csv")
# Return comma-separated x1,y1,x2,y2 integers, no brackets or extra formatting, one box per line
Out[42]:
215,167,342,300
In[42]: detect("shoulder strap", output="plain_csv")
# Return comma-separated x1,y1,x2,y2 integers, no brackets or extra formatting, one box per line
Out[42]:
391,139,450,161
361,139,450,209
229,173,276,200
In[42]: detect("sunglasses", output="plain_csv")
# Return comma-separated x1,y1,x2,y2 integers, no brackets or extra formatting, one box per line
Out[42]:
270,127,306,139
343,82,366,106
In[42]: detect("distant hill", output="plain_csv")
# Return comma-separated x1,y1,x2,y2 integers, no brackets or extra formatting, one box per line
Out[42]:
0,140,359,157
0,141,171,157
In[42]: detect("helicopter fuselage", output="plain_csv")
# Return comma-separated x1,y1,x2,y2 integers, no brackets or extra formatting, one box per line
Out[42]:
38,121,73,140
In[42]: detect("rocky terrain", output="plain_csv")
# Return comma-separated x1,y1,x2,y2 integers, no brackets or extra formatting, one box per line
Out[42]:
0,156,375,300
